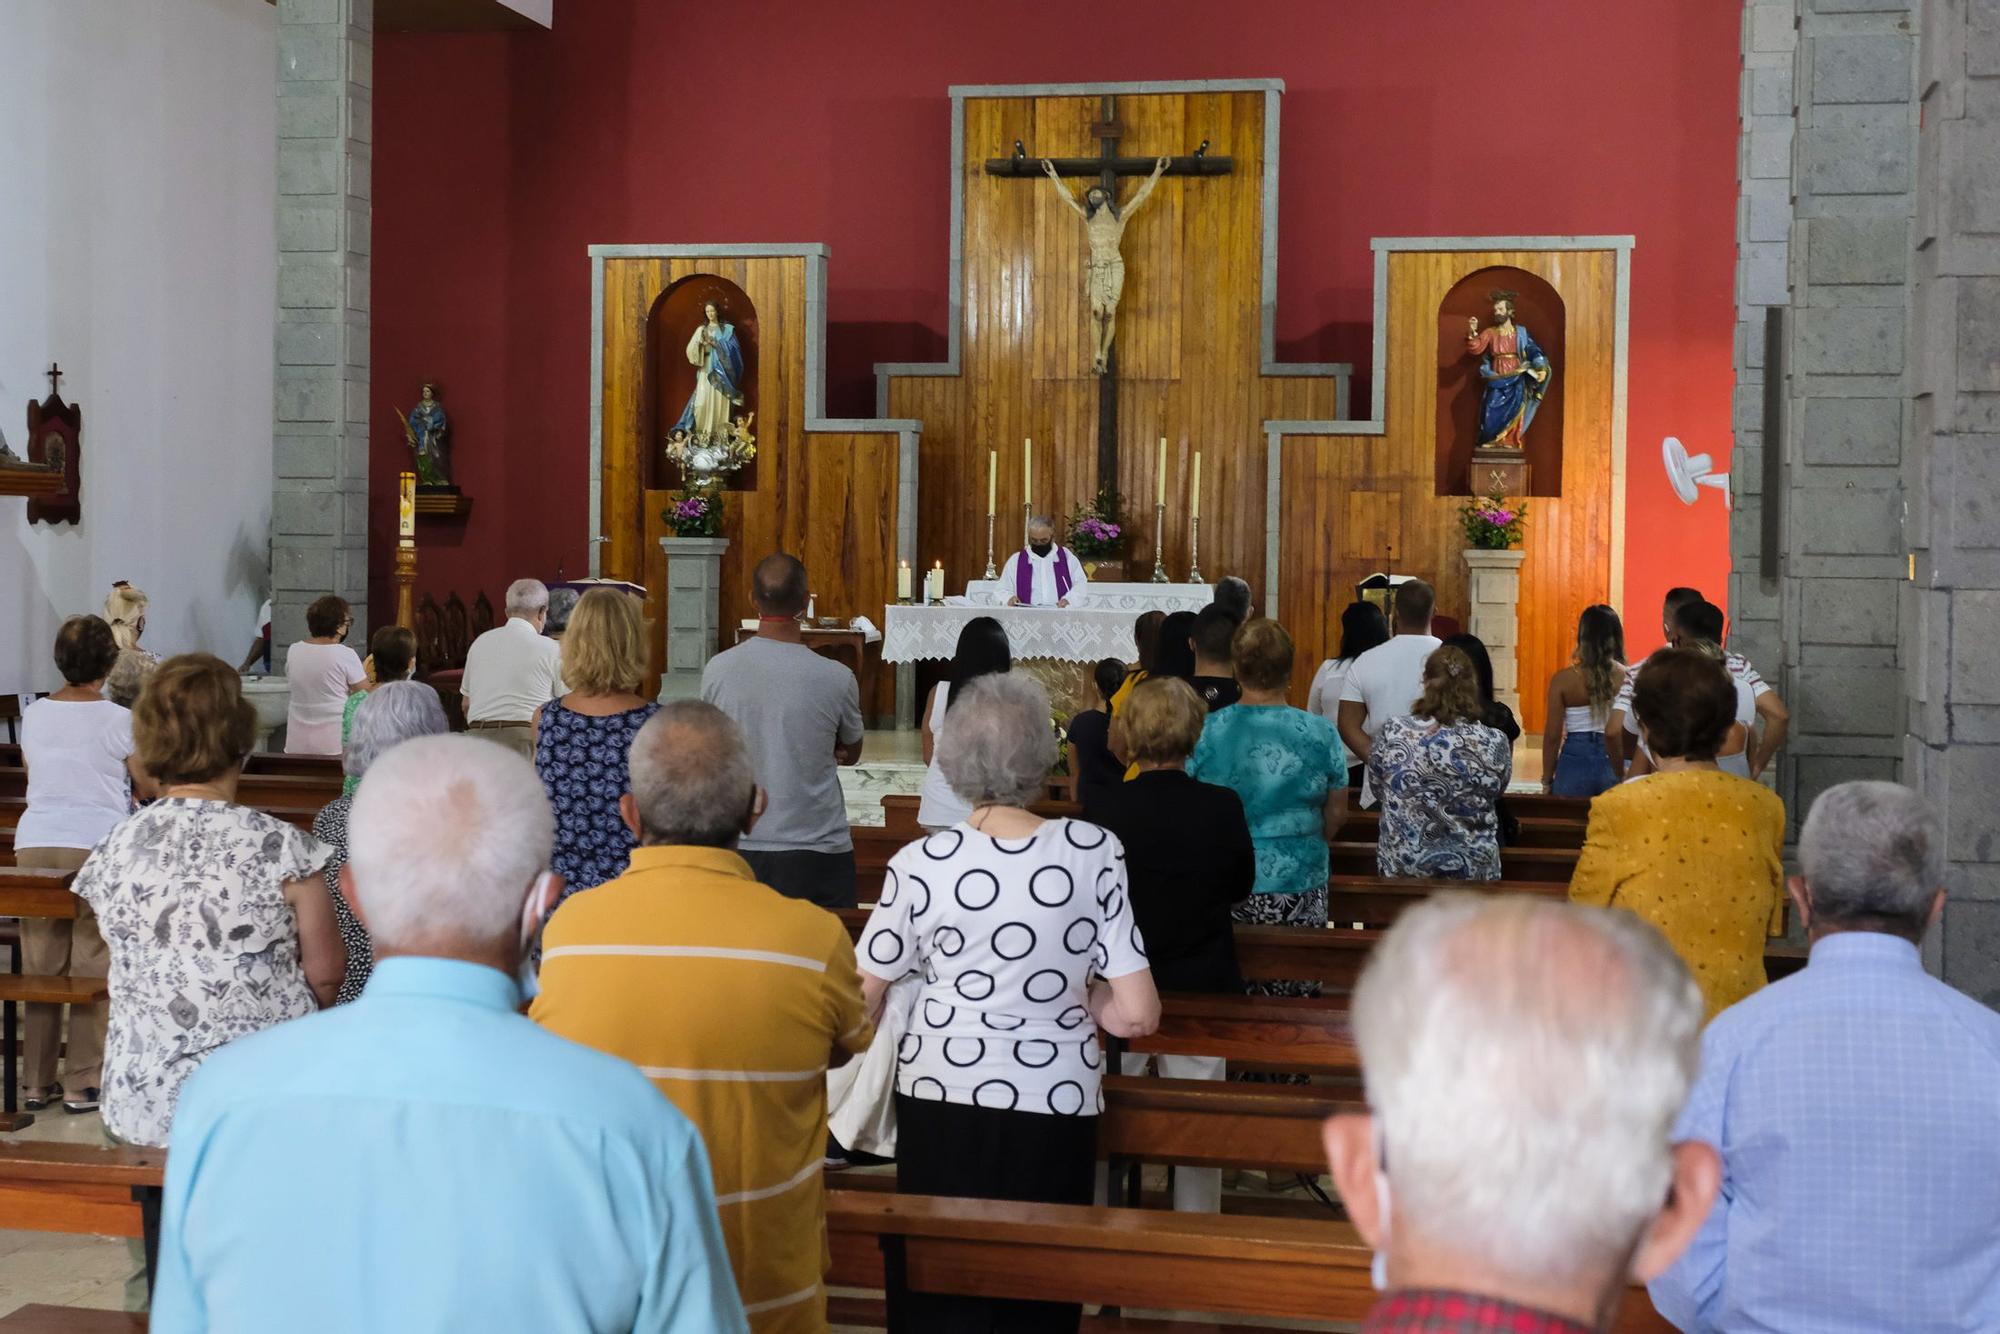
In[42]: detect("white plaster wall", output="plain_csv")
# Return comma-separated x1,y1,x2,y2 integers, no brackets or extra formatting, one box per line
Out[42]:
0,0,277,694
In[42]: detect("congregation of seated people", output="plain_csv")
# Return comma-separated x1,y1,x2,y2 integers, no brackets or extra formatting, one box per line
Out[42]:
8,564,1998,1334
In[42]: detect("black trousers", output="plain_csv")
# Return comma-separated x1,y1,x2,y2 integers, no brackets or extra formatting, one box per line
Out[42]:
887,1093,1097,1333
740,848,858,909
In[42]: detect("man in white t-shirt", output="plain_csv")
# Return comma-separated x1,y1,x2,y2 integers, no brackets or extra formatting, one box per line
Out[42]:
460,579,567,762
1338,578,1442,808
1611,592,1788,781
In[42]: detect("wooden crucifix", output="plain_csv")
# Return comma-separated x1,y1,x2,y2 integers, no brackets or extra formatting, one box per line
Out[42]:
985,95,1232,498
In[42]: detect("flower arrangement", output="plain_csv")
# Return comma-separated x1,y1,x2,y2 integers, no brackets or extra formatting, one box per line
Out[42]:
1065,488,1127,559
665,478,723,538
1461,493,1527,550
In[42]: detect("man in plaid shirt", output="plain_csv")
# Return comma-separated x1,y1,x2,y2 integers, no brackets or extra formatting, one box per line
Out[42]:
1324,896,1720,1333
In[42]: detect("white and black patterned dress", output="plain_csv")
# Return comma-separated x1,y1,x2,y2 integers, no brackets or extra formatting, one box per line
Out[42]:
310,795,374,1004
856,819,1149,1116
74,799,331,1147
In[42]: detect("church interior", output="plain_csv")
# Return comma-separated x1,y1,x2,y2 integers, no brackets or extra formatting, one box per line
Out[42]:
1,0,1997,1330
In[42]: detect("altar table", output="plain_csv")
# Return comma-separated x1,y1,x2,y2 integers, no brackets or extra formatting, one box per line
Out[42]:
884,600,1190,667
959,581,1213,615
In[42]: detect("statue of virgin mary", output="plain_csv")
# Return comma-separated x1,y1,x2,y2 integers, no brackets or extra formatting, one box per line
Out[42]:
671,300,745,445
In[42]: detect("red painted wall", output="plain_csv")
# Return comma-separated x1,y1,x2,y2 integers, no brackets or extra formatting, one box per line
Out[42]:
372,0,1740,657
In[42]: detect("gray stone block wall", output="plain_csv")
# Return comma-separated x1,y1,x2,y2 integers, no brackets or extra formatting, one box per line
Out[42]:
1736,0,2000,1004
1732,0,1918,837
1908,0,2000,1005
271,0,371,660
1728,0,1799,817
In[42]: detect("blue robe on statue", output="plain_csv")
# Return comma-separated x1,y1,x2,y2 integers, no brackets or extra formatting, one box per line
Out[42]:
1474,323,1550,447
672,321,745,436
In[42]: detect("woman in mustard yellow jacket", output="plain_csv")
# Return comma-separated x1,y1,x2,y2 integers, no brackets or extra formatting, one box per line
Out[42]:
1569,649,1786,1021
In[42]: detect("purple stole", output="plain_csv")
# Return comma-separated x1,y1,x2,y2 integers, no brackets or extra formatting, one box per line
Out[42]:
1015,548,1074,604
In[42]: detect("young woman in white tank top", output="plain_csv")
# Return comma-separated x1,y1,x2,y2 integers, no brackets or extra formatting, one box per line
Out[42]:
1542,605,1625,798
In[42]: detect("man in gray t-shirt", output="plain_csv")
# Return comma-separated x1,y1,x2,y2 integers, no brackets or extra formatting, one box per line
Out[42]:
700,554,865,908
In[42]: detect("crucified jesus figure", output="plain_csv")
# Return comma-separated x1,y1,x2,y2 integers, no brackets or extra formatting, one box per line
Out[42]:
1043,156,1170,374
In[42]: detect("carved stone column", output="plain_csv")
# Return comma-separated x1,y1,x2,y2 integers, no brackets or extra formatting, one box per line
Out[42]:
660,536,731,699
1462,547,1528,722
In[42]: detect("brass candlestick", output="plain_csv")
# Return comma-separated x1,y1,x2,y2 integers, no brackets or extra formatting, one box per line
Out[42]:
1188,514,1204,585
1022,501,1032,548
1151,502,1169,583
983,511,999,580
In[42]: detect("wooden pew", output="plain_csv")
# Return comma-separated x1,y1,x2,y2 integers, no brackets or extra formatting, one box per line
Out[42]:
0,767,341,813
1327,876,1567,927
0,1141,155,1238
825,1189,1674,1331
1330,840,1579,883
1343,809,1585,849
0,745,343,780
0,868,111,1129
0,795,319,835
1100,1075,1348,1175
0,1138,1678,1331
838,903,1805,998
0,1308,146,1333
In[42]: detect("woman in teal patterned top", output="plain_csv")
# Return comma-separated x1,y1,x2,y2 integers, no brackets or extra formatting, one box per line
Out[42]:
337,626,418,796
1188,620,1349,984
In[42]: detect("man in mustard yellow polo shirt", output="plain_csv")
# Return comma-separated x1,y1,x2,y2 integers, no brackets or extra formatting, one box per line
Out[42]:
532,702,874,1333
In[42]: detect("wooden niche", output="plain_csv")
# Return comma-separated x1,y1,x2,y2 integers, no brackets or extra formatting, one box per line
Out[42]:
1434,266,1566,498
647,274,759,492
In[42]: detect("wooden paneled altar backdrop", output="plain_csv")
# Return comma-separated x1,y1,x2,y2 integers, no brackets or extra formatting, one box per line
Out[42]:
878,85,1623,733
594,250,909,719
881,88,1341,613
1275,244,1625,731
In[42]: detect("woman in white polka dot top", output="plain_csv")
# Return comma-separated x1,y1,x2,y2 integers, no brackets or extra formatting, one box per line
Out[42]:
858,672,1158,1330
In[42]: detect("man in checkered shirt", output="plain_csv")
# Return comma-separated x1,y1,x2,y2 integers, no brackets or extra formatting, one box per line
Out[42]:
1324,895,1719,1334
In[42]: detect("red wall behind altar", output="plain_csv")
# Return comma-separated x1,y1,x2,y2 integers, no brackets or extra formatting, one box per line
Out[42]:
371,0,1741,658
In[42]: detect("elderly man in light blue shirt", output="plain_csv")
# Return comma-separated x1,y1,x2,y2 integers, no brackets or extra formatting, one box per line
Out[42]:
1650,780,2000,1334
151,735,748,1334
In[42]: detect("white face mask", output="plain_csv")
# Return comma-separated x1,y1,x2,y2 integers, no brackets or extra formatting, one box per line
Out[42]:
515,872,557,1001
1371,1118,1393,1291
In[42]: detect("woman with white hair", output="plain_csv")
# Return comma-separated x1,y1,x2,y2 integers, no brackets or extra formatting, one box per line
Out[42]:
311,681,450,1004
856,671,1160,1332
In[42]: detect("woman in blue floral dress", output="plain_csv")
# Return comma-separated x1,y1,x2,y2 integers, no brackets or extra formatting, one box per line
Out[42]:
534,589,659,905
1367,644,1513,881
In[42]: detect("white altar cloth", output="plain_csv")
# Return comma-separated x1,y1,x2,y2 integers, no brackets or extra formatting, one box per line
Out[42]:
885,604,1161,664
960,580,1211,614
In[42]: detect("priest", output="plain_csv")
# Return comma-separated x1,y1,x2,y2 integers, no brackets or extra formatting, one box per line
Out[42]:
999,514,1089,608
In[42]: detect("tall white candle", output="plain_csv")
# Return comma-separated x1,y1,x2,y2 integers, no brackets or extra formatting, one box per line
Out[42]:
987,450,997,516
897,560,911,601
1023,438,1032,507
398,472,416,539
1191,452,1202,520
1156,438,1167,507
